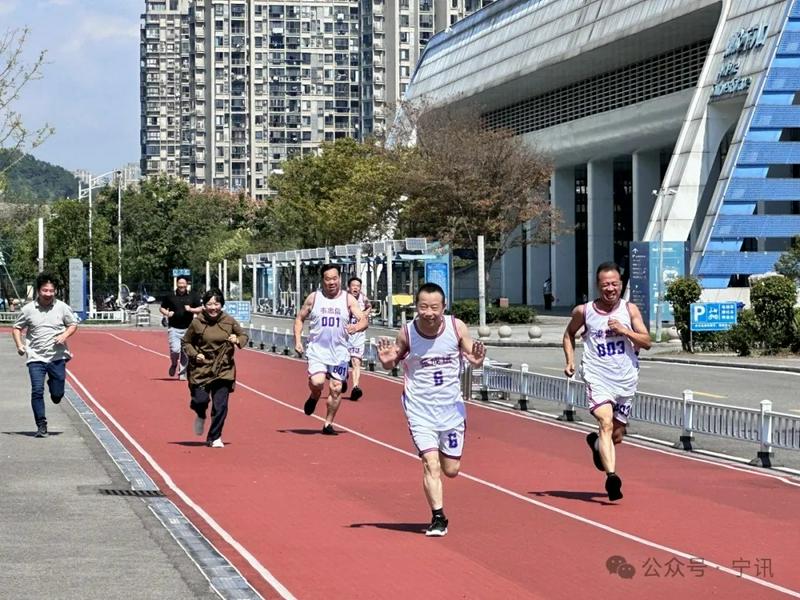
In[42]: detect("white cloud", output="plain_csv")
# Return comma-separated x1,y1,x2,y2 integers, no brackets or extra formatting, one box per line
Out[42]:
0,0,19,15
62,13,139,55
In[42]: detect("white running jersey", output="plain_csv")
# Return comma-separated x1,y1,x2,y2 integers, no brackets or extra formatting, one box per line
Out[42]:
348,293,369,348
401,316,465,429
580,299,639,395
306,291,351,365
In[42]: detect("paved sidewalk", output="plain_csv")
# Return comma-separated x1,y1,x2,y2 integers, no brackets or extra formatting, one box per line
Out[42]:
0,335,219,600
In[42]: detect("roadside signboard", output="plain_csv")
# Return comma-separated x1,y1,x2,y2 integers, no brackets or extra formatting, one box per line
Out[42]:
690,302,738,331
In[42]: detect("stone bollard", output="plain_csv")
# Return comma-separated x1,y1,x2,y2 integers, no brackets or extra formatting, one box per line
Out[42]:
498,325,513,339
478,325,491,339
667,326,681,344
527,325,542,340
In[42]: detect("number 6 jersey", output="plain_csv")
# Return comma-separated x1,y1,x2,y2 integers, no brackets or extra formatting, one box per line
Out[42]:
580,299,639,395
401,316,465,429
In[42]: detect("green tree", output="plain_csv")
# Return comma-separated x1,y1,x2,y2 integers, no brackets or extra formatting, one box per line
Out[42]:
393,104,555,298
775,235,800,283
266,138,401,248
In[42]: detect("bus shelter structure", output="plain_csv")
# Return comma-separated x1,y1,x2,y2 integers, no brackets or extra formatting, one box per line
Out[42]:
245,237,439,327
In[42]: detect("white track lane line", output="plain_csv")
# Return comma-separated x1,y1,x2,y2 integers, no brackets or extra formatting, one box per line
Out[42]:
108,331,800,488
97,332,800,598
66,367,297,600
235,340,800,489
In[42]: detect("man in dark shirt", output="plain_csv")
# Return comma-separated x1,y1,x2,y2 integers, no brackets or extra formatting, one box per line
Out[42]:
160,276,202,380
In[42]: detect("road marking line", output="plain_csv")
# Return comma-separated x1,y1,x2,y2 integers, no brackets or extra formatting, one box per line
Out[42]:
66,368,296,600
691,390,728,399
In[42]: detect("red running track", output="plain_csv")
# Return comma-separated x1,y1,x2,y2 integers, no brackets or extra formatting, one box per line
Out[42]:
63,329,800,599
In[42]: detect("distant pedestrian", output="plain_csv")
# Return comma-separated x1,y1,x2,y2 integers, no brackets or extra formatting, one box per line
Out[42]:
182,289,248,448
11,273,78,438
160,276,202,380
346,276,371,401
543,277,553,311
562,262,651,501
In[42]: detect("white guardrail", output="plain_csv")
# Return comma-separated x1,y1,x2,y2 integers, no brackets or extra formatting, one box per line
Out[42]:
245,323,798,468
473,363,799,468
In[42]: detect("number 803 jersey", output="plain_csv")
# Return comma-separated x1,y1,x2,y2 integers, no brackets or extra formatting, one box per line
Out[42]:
579,299,639,396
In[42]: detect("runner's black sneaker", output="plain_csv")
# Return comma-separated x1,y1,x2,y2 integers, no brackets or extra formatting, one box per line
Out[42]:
51,395,63,405
304,395,319,416
321,424,338,435
605,473,623,502
34,424,48,438
350,386,363,401
586,432,604,472
425,515,448,537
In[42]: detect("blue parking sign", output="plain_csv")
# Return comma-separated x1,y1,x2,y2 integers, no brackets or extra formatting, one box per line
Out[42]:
690,302,738,331
225,301,251,324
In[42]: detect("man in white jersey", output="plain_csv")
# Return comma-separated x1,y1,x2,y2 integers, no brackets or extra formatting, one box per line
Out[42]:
377,282,485,537
295,264,368,435
563,262,651,501
346,276,371,401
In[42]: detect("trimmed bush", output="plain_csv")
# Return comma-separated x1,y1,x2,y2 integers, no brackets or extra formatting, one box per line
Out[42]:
724,309,759,356
664,276,702,351
750,275,796,353
448,300,536,325
449,300,480,324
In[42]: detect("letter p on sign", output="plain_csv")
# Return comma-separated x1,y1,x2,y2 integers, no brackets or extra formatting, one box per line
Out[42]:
692,304,706,322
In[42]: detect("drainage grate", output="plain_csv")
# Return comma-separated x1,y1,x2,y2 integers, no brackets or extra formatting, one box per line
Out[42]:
98,488,164,498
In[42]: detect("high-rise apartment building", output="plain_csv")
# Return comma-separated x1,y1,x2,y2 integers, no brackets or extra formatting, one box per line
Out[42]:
140,0,488,200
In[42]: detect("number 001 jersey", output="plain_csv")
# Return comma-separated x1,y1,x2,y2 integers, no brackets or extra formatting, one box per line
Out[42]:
579,299,639,396
401,316,465,430
306,291,350,365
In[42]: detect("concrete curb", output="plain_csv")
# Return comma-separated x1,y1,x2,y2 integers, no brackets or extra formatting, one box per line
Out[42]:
640,355,800,374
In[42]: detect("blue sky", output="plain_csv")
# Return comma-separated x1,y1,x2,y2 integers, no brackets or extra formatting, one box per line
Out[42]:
1,0,141,174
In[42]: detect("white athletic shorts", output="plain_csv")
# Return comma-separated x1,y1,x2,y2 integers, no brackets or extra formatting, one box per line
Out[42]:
348,331,366,359
408,420,466,459
308,359,349,382
585,382,633,425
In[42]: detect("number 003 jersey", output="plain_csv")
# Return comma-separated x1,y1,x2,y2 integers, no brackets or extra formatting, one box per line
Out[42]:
401,316,465,429
579,299,639,395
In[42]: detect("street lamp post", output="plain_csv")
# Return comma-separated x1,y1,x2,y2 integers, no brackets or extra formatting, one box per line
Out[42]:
78,170,122,316
117,171,123,306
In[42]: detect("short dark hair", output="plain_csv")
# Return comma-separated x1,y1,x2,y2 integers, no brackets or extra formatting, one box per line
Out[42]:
202,288,225,307
321,264,340,277
415,282,445,303
347,276,362,286
176,275,189,284
35,272,58,291
596,262,622,281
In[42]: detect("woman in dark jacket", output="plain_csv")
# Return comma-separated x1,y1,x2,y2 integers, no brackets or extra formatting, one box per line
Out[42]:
182,288,248,447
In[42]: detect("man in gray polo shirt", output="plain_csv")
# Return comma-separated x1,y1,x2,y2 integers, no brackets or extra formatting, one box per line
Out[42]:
12,273,78,438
